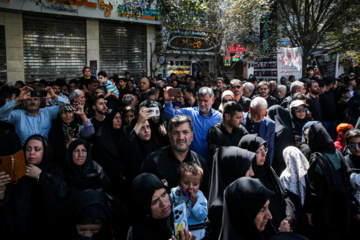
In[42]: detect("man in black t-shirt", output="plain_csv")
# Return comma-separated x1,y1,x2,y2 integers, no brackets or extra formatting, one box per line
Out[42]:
306,80,322,121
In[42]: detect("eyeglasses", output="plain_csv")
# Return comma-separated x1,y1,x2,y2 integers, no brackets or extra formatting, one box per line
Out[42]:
348,142,360,150
231,85,241,89
255,148,268,154
295,108,307,112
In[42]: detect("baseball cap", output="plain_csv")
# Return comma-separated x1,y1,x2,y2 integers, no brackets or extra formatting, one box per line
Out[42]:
290,100,308,109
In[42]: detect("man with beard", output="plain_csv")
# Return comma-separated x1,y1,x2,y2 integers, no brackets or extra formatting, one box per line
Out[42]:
89,94,108,135
207,102,248,158
0,86,63,145
216,77,225,93
242,97,276,164
252,81,278,108
306,80,323,121
230,79,251,112
183,86,198,107
141,114,210,197
163,86,222,165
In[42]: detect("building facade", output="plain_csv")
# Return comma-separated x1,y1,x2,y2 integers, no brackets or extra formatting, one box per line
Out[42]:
0,0,161,83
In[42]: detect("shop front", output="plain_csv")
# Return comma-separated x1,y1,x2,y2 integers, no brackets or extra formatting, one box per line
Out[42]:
0,0,161,83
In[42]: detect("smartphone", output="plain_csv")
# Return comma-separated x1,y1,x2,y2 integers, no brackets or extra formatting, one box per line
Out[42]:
30,90,47,98
169,88,182,97
173,203,188,240
64,104,78,112
142,106,160,117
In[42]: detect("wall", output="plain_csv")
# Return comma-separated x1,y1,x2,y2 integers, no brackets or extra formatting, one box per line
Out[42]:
0,12,24,83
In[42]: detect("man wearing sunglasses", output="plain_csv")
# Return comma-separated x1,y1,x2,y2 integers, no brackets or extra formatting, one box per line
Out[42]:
252,81,279,108
229,79,251,112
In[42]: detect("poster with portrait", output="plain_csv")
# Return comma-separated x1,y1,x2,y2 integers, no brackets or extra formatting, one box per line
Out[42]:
277,47,302,83
314,52,339,78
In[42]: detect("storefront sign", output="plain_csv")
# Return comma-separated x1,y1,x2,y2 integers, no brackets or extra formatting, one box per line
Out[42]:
168,36,216,52
0,0,162,24
277,47,302,81
224,43,246,64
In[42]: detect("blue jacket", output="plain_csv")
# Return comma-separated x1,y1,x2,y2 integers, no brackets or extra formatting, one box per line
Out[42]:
242,112,275,164
163,102,222,162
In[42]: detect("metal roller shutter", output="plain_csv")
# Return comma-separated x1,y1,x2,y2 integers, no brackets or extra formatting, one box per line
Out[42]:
23,16,86,82
0,25,6,82
99,21,147,79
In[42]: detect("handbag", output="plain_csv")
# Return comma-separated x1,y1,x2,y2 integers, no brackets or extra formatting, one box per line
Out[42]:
0,149,26,183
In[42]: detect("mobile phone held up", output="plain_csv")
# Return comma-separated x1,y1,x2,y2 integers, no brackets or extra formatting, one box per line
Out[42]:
30,90,47,98
168,88,182,97
173,203,188,240
64,104,79,112
142,106,160,117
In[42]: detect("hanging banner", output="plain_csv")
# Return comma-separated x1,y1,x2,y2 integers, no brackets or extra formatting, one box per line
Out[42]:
314,52,339,78
277,47,302,82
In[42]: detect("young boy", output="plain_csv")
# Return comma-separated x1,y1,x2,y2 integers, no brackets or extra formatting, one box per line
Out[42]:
97,71,120,99
170,162,208,240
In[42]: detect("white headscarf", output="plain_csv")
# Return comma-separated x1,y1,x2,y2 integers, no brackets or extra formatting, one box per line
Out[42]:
280,146,309,206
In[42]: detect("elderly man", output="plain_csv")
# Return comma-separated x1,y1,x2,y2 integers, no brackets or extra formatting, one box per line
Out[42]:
0,86,63,145
163,86,222,164
229,79,251,112
242,97,275,164
280,81,307,108
243,81,255,99
141,114,210,197
276,85,288,104
69,89,86,105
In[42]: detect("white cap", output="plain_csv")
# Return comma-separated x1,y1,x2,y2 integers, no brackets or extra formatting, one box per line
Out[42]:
290,100,308,109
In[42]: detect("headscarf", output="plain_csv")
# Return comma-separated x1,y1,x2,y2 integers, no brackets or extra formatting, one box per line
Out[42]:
289,102,311,137
92,108,127,177
48,189,111,239
301,121,319,143
219,177,274,240
64,139,101,190
238,134,289,231
266,105,296,175
131,173,172,240
23,134,53,168
48,107,81,166
208,146,256,240
138,99,169,150
308,122,336,154
280,146,309,206
218,90,235,112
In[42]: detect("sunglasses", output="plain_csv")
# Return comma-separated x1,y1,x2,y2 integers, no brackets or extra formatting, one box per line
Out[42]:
295,108,307,112
223,99,233,104
231,85,241,89
348,142,360,150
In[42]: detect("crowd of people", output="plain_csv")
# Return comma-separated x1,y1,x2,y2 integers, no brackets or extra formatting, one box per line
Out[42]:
0,65,360,240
